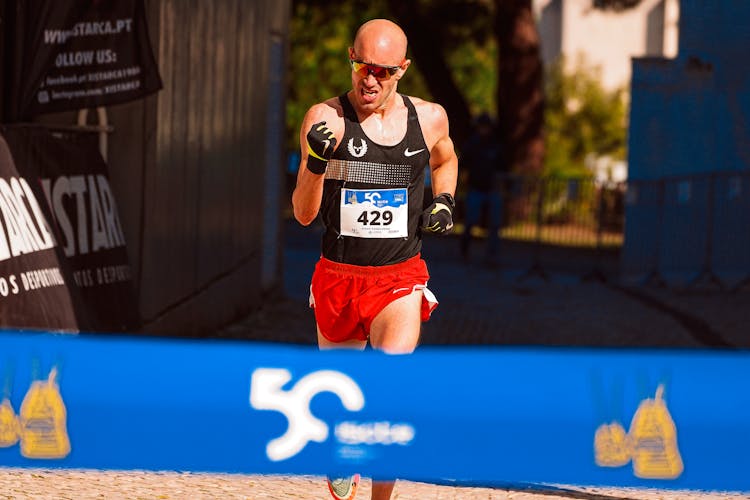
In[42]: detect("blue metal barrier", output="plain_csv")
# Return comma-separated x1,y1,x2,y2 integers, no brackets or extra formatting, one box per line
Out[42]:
659,176,711,287
0,330,748,492
711,173,750,288
621,180,663,284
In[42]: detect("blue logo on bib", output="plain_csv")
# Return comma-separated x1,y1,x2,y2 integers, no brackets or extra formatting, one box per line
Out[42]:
344,189,408,208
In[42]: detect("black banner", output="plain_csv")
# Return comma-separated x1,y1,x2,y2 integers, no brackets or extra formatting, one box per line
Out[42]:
0,125,140,332
7,0,161,121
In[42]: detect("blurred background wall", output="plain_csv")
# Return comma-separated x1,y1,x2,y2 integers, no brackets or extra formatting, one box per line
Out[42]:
136,0,290,334
624,0,750,286
535,0,679,91
12,0,292,335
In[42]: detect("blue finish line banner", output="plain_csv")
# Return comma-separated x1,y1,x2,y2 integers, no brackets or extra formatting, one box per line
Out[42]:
0,330,748,492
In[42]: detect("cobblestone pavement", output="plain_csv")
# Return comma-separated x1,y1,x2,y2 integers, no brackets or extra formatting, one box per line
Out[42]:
218,220,750,350
0,469,747,499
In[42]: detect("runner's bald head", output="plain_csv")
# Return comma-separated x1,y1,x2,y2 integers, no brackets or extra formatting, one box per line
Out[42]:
353,19,408,62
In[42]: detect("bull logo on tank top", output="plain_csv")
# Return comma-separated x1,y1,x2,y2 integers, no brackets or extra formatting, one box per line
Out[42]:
347,138,368,158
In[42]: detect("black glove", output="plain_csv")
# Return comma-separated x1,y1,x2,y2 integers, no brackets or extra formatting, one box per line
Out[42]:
421,193,455,234
305,121,337,174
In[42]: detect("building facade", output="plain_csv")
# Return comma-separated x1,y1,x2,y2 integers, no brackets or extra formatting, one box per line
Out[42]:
534,0,680,91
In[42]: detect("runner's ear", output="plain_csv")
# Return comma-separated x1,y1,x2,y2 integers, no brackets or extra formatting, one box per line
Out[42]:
395,59,411,80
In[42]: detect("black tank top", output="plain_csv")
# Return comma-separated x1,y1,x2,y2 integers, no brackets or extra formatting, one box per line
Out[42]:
319,93,429,266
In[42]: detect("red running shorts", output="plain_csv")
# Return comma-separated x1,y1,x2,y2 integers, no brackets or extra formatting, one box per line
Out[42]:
309,253,438,343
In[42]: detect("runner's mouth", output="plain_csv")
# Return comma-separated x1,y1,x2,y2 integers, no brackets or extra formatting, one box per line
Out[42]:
361,87,378,102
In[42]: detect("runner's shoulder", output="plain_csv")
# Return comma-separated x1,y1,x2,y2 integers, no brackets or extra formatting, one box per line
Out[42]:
406,96,449,146
407,96,448,127
303,99,346,135
306,98,344,122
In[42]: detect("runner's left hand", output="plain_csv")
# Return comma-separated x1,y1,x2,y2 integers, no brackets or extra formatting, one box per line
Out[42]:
421,193,455,234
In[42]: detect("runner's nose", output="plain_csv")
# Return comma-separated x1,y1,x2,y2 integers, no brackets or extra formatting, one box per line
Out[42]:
363,72,379,86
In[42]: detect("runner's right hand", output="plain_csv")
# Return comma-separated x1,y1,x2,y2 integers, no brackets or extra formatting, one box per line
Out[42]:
306,121,337,174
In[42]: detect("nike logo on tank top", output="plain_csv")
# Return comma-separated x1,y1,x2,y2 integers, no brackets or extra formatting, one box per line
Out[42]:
320,93,430,266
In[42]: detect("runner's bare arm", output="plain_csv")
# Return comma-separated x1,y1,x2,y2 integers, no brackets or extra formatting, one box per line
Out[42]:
292,102,343,226
423,103,458,197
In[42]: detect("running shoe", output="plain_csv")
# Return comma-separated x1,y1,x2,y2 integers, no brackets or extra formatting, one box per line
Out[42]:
327,474,360,500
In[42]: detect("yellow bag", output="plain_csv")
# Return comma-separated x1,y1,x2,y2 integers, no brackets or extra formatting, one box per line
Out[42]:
0,398,20,447
594,421,631,467
19,367,71,459
628,384,683,479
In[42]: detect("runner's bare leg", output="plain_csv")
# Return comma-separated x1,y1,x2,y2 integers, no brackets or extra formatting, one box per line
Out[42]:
372,481,396,500
368,290,422,354
368,290,423,499
316,290,421,499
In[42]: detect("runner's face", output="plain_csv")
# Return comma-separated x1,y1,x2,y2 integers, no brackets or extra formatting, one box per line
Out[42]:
348,45,407,112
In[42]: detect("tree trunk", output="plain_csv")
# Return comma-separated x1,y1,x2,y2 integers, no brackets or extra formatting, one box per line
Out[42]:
387,0,473,146
495,0,545,174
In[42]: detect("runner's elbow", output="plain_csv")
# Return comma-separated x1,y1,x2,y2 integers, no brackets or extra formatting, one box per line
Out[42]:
291,191,318,225
294,207,317,226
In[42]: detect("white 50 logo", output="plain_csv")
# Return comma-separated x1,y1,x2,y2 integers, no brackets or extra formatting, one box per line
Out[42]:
249,368,365,461
364,192,381,204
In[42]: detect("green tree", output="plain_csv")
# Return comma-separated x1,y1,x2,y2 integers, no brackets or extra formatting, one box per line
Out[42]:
287,2,367,150
386,0,494,145
287,0,544,173
387,0,544,168
543,57,628,178
287,0,437,150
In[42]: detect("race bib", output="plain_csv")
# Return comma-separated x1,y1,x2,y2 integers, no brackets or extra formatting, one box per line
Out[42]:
340,188,408,238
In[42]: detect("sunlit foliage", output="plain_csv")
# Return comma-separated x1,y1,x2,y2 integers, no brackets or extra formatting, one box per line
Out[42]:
543,57,628,177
